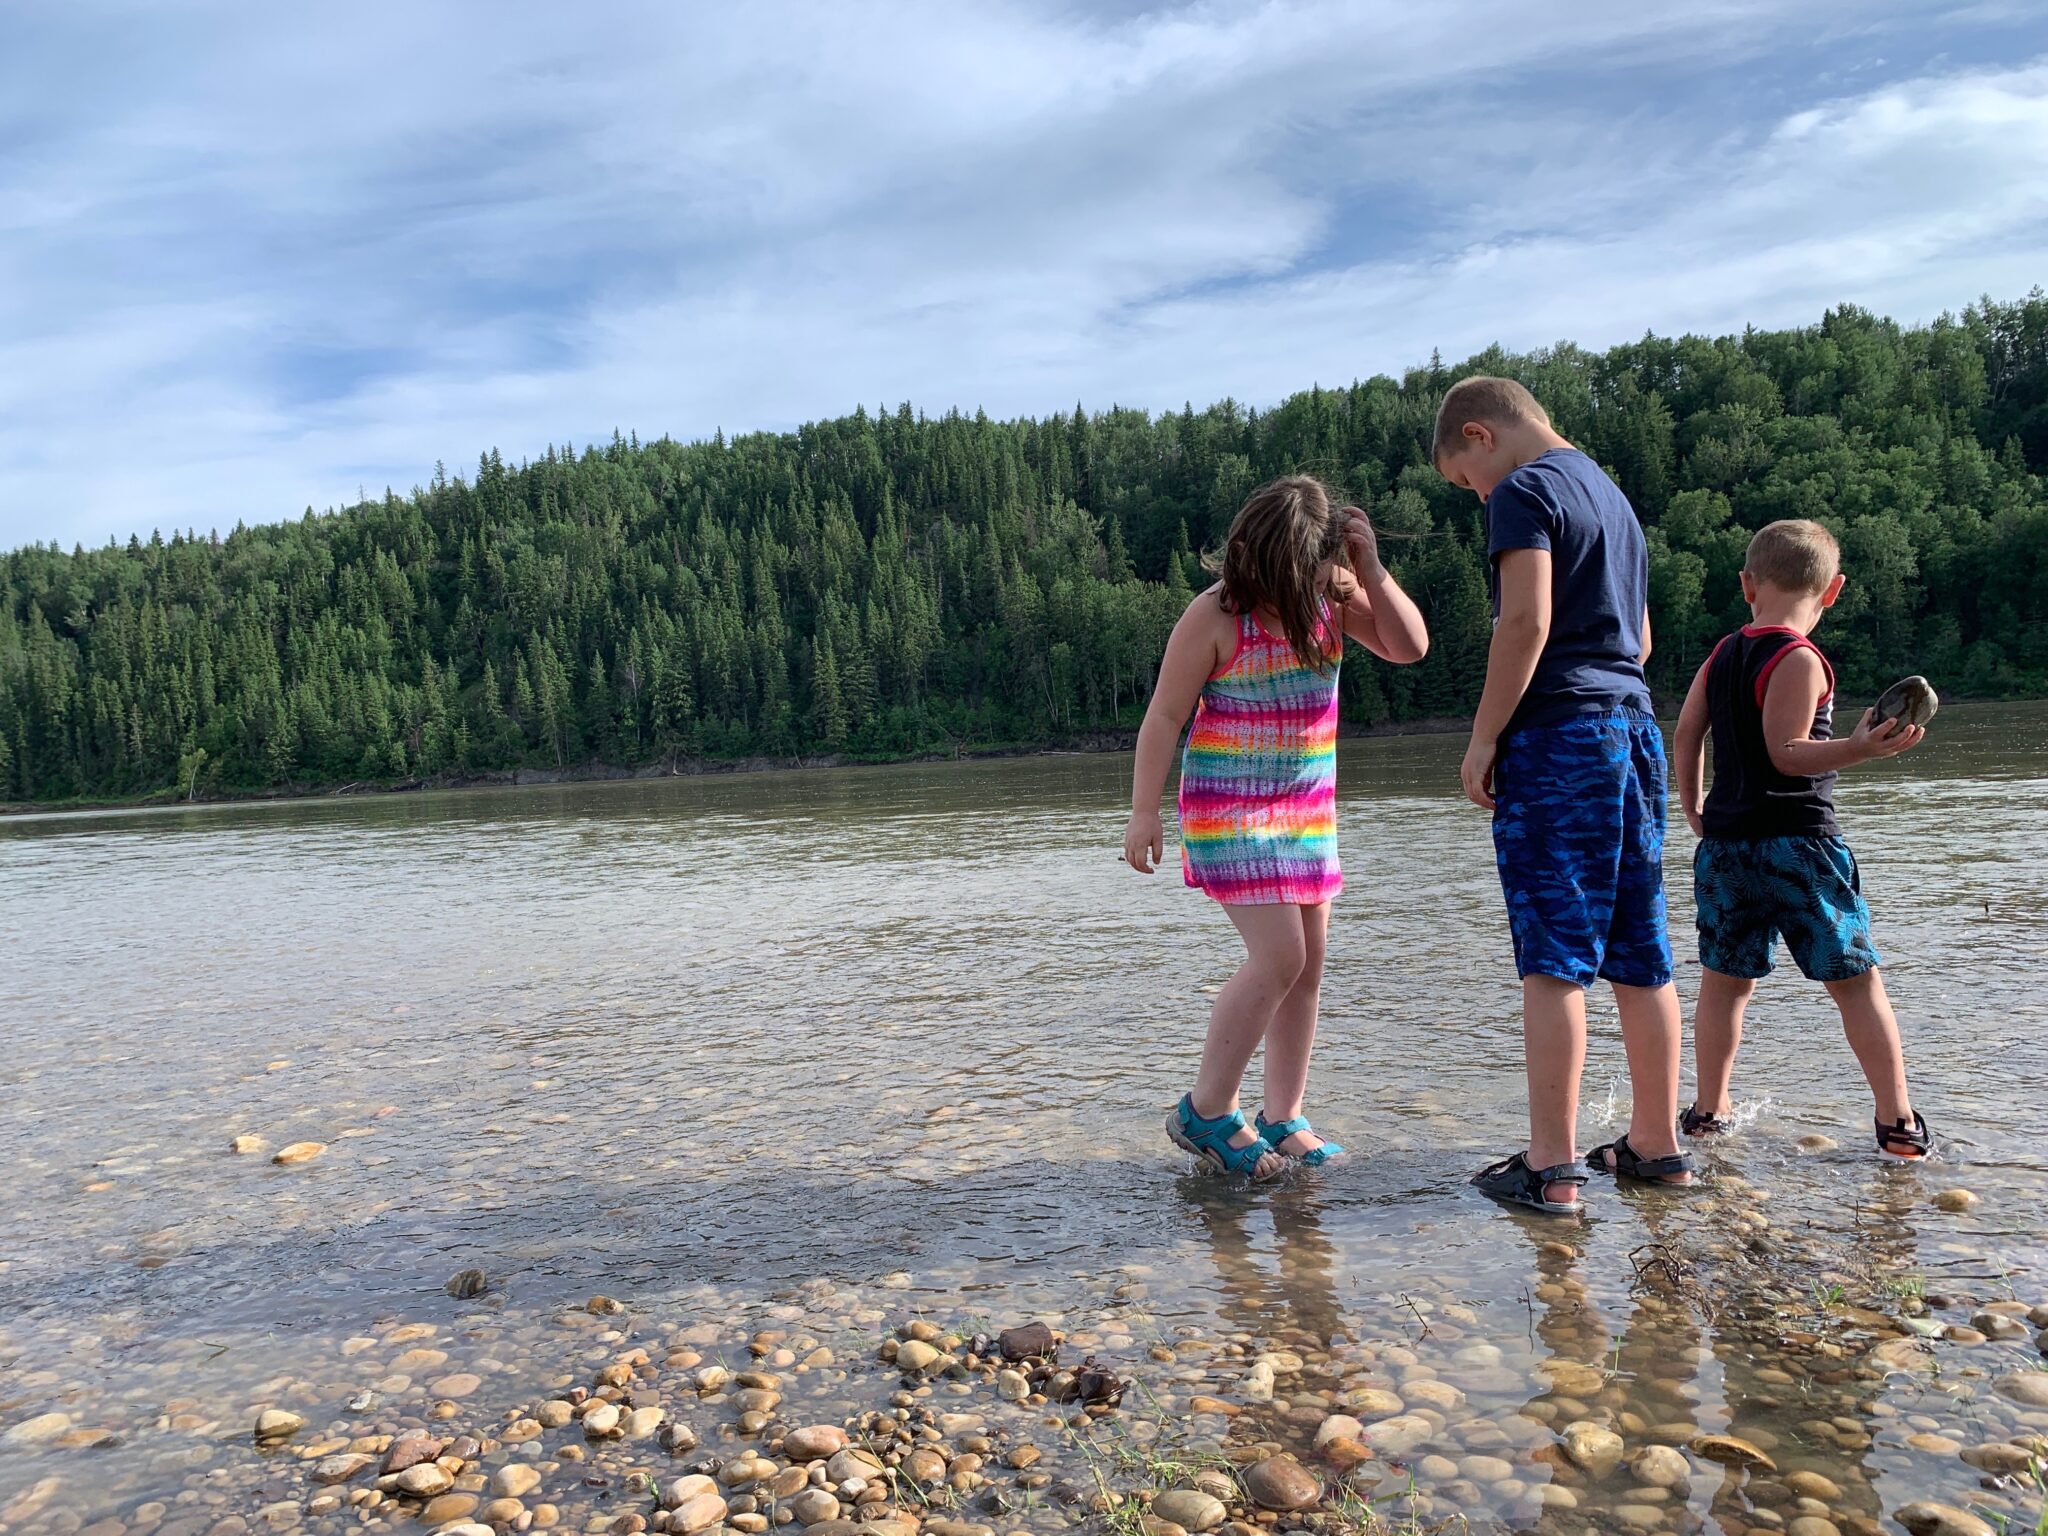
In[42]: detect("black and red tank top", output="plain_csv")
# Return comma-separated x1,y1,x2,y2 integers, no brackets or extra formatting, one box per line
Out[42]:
1701,625,1839,839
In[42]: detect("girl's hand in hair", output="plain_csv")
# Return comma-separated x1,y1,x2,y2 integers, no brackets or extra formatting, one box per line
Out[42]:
1342,508,1384,581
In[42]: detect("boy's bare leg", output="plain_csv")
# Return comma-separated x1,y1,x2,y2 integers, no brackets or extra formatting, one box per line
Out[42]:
1610,980,1693,1182
1692,968,1756,1119
1189,904,1307,1176
1261,902,1331,1155
1825,968,1913,1126
1524,975,1588,1205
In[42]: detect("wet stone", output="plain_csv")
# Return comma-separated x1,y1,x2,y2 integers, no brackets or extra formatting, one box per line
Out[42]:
790,1489,842,1524
785,1424,847,1461
311,1453,372,1484
1690,1434,1776,1471
1786,1472,1842,1501
1365,1413,1435,1457
1153,1492,1227,1533
1243,1456,1319,1511
494,1465,543,1498
827,1449,885,1484
383,1434,443,1473
669,1491,729,1534
251,1409,303,1442
422,1492,480,1523
1960,1443,2036,1475
1895,1504,1997,1536
1563,1423,1624,1479
391,1463,454,1497
1997,1373,2048,1408
999,1322,1056,1361
1631,1445,1690,1489
1344,1389,1404,1420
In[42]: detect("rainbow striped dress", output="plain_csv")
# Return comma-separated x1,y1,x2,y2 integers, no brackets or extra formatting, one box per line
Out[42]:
1178,603,1343,906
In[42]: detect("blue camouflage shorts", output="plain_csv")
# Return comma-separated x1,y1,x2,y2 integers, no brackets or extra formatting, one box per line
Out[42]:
1492,707,1673,989
1694,835,1879,982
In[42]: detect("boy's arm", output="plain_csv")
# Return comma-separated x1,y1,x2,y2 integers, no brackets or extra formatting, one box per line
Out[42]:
1674,658,1712,838
1334,510,1428,664
1761,649,1924,776
1460,547,1550,810
1124,595,1228,872
1640,606,1653,667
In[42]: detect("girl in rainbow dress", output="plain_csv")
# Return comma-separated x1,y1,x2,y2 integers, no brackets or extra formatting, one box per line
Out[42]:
1123,476,1429,1178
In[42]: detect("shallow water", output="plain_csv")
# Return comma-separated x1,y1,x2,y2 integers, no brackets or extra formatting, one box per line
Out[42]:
3,703,2047,1535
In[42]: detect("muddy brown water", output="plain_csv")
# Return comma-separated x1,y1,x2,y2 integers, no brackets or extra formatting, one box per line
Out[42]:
2,703,2045,1534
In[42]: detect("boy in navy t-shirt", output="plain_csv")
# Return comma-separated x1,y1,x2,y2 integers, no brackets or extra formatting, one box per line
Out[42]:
1672,519,1930,1157
1434,376,1694,1214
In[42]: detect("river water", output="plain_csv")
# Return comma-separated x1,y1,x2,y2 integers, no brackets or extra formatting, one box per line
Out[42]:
2,704,2045,1536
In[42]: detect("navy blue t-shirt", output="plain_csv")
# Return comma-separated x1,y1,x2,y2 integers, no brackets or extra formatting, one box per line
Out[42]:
1486,448,1651,734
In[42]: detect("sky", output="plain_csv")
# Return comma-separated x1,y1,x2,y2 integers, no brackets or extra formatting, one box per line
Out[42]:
2,1,2046,551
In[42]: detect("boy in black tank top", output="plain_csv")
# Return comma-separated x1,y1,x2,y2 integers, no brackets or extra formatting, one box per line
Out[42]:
1671,519,1932,1158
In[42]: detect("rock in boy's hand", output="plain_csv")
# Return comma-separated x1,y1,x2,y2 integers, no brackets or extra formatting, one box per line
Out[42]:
1848,706,1925,761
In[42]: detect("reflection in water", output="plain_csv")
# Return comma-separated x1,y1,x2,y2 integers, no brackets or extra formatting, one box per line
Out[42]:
1181,1177,1346,1349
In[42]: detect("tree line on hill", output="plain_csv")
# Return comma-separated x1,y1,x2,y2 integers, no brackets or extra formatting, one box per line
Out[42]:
3,292,2046,804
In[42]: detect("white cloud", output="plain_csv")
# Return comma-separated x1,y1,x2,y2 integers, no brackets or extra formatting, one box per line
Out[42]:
0,2,2041,547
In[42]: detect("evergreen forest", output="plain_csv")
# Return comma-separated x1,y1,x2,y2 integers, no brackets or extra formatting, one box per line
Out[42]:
4,293,2047,805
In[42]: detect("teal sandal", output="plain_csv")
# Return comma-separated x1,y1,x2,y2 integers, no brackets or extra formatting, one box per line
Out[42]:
1167,1096,1283,1180
1255,1111,1344,1167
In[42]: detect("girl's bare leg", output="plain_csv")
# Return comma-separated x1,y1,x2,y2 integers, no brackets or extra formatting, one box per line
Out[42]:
1190,903,1308,1178
1261,901,1331,1155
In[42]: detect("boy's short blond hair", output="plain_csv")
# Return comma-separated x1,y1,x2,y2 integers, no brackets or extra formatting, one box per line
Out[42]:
1431,376,1549,463
1745,519,1840,595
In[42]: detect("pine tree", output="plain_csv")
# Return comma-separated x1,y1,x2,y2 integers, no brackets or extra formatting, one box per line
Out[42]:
652,644,696,769
810,634,847,750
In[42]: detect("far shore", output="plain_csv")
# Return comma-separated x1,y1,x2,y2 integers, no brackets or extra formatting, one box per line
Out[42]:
0,716,1480,818
6,692,2033,818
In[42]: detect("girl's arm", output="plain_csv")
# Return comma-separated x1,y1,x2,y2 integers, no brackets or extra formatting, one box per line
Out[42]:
1333,511,1428,664
1673,658,1712,838
1762,648,1924,775
1124,593,1230,873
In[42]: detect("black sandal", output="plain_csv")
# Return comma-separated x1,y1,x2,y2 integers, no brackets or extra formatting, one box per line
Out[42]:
1589,1133,1696,1185
1876,1111,1932,1159
1680,1104,1730,1137
1473,1152,1590,1216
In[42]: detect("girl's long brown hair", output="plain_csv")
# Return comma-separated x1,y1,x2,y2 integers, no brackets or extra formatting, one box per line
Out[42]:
1203,475,1349,673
